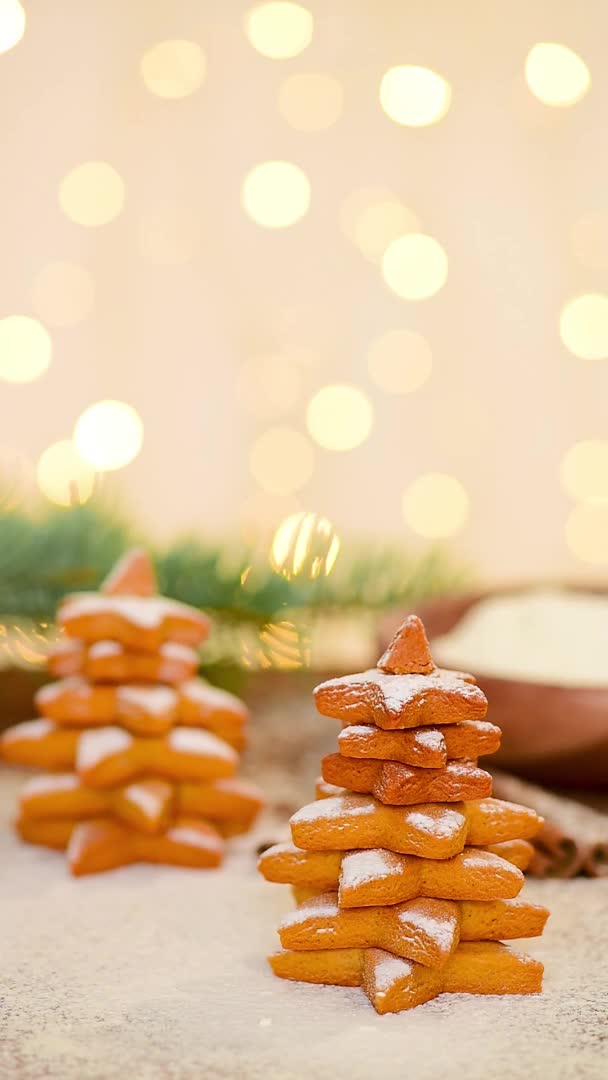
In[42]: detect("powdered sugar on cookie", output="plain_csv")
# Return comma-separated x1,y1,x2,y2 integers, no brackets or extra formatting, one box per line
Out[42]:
77,727,132,771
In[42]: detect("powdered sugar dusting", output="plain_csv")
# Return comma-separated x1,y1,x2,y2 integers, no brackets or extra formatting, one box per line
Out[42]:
37,676,89,702
88,641,122,659
341,849,401,887
181,679,245,713
372,952,414,994
291,795,375,824
168,727,236,762
117,686,176,715
262,841,298,857
2,719,54,742
316,668,483,716
21,773,80,796
123,782,163,818
167,825,223,852
77,727,132,771
279,900,340,927
337,725,374,741
460,849,500,870
407,808,464,839
161,643,198,661
446,761,483,778
415,730,445,750
60,594,201,631
397,904,457,951
211,777,261,800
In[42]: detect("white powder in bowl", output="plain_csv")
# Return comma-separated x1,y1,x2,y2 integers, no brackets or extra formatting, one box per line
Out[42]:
433,589,608,687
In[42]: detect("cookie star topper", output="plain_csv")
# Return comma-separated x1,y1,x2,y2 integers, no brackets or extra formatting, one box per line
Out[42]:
101,547,157,596
377,614,435,675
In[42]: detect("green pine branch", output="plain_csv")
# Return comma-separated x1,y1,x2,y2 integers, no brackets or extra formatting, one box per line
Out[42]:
0,500,470,624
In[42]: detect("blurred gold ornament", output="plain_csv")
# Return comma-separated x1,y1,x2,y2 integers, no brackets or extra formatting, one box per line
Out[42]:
250,426,314,495
379,66,451,127
31,262,95,327
367,329,432,393
382,233,448,300
566,501,608,564
36,439,96,507
403,473,469,538
59,162,124,227
525,43,590,107
258,619,310,669
0,621,54,670
0,315,51,383
279,72,343,131
0,0,25,54
140,40,205,99
244,2,313,59
560,441,608,502
270,510,340,580
74,400,143,472
306,384,373,451
560,294,608,360
241,161,310,227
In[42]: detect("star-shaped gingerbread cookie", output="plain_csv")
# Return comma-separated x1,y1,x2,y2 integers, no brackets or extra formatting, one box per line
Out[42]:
314,616,487,729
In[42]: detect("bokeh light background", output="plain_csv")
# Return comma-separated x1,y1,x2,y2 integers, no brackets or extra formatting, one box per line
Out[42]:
2,0,608,579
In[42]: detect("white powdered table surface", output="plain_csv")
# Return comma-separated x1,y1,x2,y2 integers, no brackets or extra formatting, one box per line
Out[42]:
1,769,606,1080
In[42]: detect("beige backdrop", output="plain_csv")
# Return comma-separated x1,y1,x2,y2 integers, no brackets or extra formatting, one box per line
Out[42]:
1,0,608,582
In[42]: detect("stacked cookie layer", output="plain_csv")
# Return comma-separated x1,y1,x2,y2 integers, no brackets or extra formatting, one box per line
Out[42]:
1,549,263,875
259,616,548,1014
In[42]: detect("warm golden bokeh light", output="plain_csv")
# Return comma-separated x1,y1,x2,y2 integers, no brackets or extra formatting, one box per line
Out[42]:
59,162,125,227
73,400,144,472
0,316,52,383
570,212,608,271
278,72,343,131
402,473,469,538
250,426,314,494
560,294,608,360
382,233,448,300
237,353,302,418
306,384,373,452
140,40,206,98
258,619,310,670
565,501,608,564
339,188,420,263
525,43,590,107
36,439,96,507
137,205,200,265
560,440,608,501
31,262,95,327
270,510,340,579
367,329,433,394
0,0,25,54
354,200,420,263
241,161,310,228
244,2,313,59
379,65,451,127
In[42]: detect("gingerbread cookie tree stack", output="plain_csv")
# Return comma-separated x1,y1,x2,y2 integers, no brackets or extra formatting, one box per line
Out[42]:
259,615,548,1014
1,549,263,875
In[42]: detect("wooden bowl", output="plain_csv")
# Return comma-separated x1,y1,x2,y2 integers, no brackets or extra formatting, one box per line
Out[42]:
382,590,608,790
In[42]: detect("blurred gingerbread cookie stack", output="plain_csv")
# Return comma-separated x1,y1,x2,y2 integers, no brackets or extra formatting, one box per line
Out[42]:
0,549,263,875
259,615,548,1014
